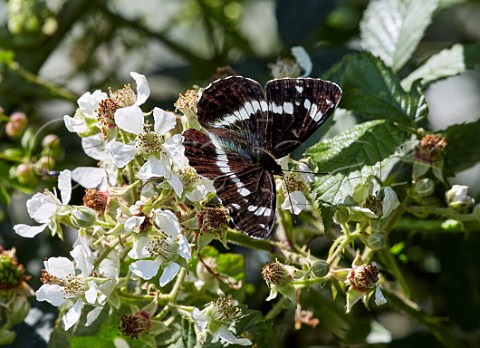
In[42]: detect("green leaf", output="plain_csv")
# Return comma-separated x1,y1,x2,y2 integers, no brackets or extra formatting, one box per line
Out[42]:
360,0,438,71
217,253,245,281
169,319,199,348
235,308,273,348
306,120,406,205
443,119,480,174
324,52,428,125
402,44,480,91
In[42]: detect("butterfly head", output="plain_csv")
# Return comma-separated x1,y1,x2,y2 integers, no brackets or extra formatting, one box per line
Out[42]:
253,147,283,176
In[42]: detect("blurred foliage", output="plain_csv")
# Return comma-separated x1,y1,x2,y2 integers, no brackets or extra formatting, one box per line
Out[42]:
1,0,480,347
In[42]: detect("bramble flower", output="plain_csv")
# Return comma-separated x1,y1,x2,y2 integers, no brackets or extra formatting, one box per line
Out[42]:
281,163,314,214
192,296,251,346
128,209,191,287
13,170,73,238
35,235,118,330
347,177,400,220
445,185,475,212
63,90,108,136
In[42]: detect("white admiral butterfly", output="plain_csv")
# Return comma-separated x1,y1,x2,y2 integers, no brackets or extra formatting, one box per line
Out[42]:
183,76,342,238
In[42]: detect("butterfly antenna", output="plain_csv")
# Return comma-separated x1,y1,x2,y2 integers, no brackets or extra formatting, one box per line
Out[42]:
283,169,330,176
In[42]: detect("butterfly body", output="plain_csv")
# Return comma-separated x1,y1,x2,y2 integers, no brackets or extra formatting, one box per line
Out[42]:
183,76,342,238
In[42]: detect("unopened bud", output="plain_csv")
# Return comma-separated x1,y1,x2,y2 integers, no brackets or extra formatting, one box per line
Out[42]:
334,206,350,224
311,260,329,278
71,206,98,228
414,178,435,197
365,233,387,250
445,185,475,212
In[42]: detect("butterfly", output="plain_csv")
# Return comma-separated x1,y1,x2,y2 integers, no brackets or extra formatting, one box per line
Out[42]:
182,76,342,238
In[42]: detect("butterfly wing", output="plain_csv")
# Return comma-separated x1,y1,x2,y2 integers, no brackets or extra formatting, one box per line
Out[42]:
266,78,342,158
196,76,271,151
183,128,276,238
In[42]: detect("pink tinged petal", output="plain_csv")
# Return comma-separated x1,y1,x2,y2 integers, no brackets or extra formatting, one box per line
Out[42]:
82,135,110,161
72,167,107,189
85,281,98,304
27,193,57,223
155,210,180,238
36,284,66,306
45,257,75,279
160,262,180,287
128,236,152,259
177,235,191,260
153,108,176,135
78,90,108,118
281,191,307,214
129,259,161,280
114,105,144,135
58,170,72,205
192,308,209,331
217,325,252,346
167,174,183,197
138,156,167,180
63,299,83,331
124,216,145,233
85,306,103,327
106,141,137,168
63,115,88,133
130,72,150,106
14,223,47,238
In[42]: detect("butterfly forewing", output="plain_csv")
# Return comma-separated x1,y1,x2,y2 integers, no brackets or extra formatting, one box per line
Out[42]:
266,78,342,158
196,76,271,150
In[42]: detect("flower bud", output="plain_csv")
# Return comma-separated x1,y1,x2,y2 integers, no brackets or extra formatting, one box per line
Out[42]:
15,163,37,185
5,112,28,139
334,206,350,224
311,260,329,278
71,206,98,228
445,185,475,212
365,233,387,250
414,178,435,197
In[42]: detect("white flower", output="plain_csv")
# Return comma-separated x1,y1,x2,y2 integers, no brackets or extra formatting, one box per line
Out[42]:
113,72,150,135
128,209,191,287
446,185,475,210
192,300,251,346
14,170,72,238
280,162,313,214
185,177,215,202
64,90,108,135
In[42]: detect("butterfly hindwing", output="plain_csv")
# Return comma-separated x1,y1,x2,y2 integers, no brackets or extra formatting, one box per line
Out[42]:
196,76,271,150
266,78,342,158
214,167,276,239
183,128,276,238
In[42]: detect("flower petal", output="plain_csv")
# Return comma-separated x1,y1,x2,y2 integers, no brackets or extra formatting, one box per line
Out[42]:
124,216,145,233
138,156,167,180
129,259,161,280
177,235,191,260
217,325,252,346
106,141,137,168
291,46,312,77
77,90,108,118
155,209,180,238
26,193,57,223
186,184,208,202
86,306,103,327
45,257,75,279
374,286,387,306
81,135,110,161
281,191,307,214
130,72,150,106
192,307,209,331
128,236,152,259
167,174,183,197
63,115,88,134
114,105,144,135
36,284,66,306
153,107,176,135
85,281,98,304
163,134,188,169
63,299,83,330
72,167,108,188
160,262,180,287
382,187,400,219
13,223,47,238
58,170,72,205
